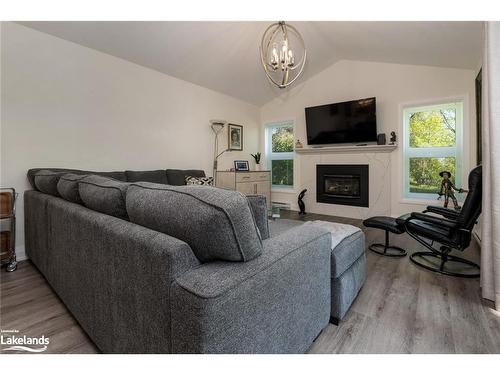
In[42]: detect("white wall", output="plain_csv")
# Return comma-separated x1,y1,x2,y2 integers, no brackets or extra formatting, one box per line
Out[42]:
260,60,477,216
0,22,261,259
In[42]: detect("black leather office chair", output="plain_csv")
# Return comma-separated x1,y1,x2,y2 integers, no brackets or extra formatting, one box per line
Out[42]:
404,165,482,278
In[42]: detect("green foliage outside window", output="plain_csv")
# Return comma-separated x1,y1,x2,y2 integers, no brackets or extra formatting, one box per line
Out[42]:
270,125,294,187
272,160,293,186
272,126,294,152
407,108,458,194
409,109,456,148
409,157,456,194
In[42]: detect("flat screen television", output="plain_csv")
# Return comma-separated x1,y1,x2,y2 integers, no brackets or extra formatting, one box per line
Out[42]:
305,97,377,145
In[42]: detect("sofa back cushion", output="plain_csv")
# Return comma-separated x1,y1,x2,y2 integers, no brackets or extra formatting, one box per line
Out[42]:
27,168,126,189
126,182,263,263
125,170,169,184
79,175,130,220
34,170,65,196
57,173,88,204
166,169,205,186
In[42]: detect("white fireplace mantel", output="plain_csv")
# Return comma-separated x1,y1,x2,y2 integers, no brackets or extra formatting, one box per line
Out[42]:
294,144,397,154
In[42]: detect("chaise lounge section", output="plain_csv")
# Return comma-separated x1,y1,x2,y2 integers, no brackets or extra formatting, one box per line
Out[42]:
24,168,333,353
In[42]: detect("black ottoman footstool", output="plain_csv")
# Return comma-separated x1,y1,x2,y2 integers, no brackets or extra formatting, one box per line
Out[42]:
362,216,407,257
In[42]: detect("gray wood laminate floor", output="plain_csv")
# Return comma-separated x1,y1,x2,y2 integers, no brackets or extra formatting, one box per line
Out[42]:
1,210,499,354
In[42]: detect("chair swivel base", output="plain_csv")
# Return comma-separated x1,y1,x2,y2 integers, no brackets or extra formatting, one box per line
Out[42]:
369,243,407,257
410,251,480,278
368,229,407,257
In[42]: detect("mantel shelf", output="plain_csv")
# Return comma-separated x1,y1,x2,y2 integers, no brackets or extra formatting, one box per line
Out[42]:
294,143,398,154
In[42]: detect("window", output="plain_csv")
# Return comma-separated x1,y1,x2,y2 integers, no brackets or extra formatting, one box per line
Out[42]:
265,121,294,189
403,100,463,200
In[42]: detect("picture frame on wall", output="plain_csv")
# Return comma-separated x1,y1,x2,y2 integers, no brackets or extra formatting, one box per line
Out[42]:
228,123,243,151
234,160,249,171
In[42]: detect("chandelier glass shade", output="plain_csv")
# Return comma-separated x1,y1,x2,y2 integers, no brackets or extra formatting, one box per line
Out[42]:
260,21,307,89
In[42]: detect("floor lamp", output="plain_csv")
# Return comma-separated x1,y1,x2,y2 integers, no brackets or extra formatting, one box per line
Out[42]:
210,119,228,185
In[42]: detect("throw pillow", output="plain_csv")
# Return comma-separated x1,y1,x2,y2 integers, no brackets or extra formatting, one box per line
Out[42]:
185,176,214,186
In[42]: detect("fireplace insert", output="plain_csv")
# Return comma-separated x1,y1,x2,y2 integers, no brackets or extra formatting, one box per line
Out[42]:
316,164,369,207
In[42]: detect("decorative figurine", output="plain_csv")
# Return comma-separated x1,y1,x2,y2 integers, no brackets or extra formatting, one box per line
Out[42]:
298,189,307,215
389,131,397,145
295,139,303,149
437,171,467,211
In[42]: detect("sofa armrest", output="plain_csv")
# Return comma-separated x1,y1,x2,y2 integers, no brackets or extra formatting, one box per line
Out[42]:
170,224,332,353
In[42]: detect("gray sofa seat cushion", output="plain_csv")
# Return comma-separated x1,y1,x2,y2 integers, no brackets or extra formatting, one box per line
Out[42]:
34,170,66,196
174,223,331,298
246,195,269,240
125,170,168,184
27,168,126,189
57,173,88,204
166,169,205,186
126,182,263,263
79,175,130,220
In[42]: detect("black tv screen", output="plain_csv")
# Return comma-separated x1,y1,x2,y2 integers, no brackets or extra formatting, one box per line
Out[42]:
305,97,377,145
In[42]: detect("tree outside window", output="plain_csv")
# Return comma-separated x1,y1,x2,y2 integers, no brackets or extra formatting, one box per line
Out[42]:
265,122,294,188
403,101,463,199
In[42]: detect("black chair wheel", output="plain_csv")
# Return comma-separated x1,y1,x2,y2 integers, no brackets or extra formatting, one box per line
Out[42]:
369,243,407,257
410,251,479,278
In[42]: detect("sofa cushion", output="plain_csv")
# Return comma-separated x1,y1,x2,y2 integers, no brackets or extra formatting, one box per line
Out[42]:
79,175,130,220
125,170,169,184
27,168,126,189
57,173,88,204
126,182,263,263
34,170,65,196
166,169,205,186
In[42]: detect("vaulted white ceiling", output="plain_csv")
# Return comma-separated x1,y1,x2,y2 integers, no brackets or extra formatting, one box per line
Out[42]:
19,21,483,106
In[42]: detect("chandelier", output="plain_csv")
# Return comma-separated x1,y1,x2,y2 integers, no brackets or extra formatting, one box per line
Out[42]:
260,21,307,89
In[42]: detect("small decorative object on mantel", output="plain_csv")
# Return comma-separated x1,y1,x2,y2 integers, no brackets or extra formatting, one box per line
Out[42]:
251,152,261,171
377,133,386,145
437,170,468,211
298,189,307,215
389,131,397,145
234,160,250,171
228,123,243,151
295,139,303,149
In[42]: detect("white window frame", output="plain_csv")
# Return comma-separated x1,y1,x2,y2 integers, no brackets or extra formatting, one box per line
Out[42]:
265,120,295,190
402,99,464,201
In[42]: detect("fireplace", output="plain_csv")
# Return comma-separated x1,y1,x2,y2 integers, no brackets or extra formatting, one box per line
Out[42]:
316,164,369,207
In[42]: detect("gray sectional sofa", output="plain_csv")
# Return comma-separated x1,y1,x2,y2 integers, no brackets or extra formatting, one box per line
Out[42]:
24,168,333,353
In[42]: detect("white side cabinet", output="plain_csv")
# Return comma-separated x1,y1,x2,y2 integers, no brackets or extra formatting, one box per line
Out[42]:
216,171,271,209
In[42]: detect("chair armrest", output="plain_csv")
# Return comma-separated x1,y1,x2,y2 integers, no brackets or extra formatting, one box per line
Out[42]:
424,205,460,220
408,212,459,229
170,224,332,353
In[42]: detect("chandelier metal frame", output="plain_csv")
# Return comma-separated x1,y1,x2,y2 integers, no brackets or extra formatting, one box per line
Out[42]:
259,21,307,89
